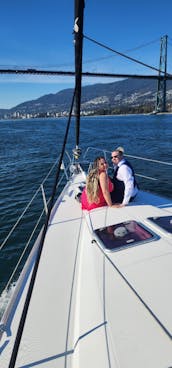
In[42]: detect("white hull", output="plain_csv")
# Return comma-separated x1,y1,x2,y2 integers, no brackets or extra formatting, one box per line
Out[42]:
1,168,172,367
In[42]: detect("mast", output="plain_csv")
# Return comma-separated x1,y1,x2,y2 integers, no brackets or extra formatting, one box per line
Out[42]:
73,0,85,159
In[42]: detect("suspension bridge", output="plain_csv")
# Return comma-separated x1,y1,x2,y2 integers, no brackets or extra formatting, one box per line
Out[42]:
0,34,171,113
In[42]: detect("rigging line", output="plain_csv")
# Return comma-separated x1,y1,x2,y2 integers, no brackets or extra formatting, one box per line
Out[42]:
92,239,172,339
4,205,46,292
84,34,172,76
92,238,172,340
0,187,40,251
8,87,76,368
125,154,172,166
84,210,171,339
0,157,59,251
2,168,69,294
83,147,172,166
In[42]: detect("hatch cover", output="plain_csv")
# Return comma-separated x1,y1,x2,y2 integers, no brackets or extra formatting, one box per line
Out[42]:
148,215,172,234
94,220,157,251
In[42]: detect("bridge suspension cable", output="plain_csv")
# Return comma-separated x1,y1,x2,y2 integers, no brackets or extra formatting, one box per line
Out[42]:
78,37,161,66
84,34,172,76
0,38,160,71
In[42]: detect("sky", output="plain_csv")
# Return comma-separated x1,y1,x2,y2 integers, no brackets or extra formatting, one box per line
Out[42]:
1,0,172,109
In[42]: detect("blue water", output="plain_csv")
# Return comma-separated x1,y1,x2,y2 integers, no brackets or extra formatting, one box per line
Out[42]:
0,114,172,295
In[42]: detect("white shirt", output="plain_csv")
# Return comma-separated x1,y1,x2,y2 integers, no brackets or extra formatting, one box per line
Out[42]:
114,159,138,205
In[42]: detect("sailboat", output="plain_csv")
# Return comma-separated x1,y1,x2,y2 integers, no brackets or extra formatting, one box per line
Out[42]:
1,0,172,367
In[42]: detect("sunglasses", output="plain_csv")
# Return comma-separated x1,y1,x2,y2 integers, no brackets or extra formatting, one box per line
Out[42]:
111,155,119,159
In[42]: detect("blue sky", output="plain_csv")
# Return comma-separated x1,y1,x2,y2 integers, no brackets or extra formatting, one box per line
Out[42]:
1,0,172,108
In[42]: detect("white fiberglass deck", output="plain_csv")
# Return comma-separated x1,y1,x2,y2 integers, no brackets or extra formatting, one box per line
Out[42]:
0,172,172,367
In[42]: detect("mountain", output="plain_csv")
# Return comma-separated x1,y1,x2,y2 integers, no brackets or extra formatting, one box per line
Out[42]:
1,78,172,118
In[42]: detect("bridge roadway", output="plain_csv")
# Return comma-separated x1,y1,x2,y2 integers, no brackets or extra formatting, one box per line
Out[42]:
0,68,172,80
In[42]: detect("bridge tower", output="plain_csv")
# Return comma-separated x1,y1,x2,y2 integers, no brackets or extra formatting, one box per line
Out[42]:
155,35,168,113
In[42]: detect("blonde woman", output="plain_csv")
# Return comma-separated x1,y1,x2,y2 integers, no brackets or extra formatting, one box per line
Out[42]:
81,156,116,211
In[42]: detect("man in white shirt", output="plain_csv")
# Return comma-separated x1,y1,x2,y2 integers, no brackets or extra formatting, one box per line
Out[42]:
111,146,138,207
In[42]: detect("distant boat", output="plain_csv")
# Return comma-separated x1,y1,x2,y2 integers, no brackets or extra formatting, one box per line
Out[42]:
0,1,172,367
151,110,158,114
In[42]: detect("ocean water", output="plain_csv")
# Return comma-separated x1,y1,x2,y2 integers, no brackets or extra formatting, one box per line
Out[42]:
0,114,172,299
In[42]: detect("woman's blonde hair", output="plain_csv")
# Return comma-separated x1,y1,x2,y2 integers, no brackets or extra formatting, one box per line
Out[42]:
86,156,104,204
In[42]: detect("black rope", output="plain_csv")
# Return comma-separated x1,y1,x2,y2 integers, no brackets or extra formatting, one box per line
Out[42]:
8,87,76,368
84,34,172,77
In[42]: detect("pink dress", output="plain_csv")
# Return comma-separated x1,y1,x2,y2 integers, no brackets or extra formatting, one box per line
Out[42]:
81,177,113,211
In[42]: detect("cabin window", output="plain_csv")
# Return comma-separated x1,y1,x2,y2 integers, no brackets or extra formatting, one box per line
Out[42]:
94,220,157,252
147,216,172,234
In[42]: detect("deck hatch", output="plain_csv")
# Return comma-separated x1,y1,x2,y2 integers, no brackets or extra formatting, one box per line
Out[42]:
94,220,157,251
147,215,172,234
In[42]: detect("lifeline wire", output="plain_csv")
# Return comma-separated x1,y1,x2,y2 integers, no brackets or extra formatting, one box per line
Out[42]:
8,87,76,368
